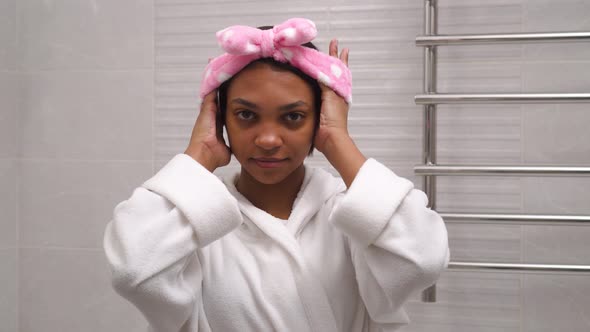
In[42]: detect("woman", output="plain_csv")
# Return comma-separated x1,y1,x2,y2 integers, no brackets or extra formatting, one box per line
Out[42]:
104,18,449,332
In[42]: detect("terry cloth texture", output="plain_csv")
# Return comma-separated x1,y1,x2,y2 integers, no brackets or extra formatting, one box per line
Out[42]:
104,154,450,332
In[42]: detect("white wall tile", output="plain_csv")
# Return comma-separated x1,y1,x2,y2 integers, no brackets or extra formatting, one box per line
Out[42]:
0,0,18,70
523,274,590,332
19,160,153,248
0,159,17,249
19,0,153,70
0,72,20,159
20,71,153,160
19,248,146,332
0,249,17,332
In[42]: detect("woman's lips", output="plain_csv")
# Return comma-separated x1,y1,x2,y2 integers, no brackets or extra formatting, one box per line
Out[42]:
252,158,288,169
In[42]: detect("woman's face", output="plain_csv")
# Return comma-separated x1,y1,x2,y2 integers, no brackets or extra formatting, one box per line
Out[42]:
225,63,316,185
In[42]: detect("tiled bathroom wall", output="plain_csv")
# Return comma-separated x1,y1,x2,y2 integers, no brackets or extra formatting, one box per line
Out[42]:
0,0,19,330
1,0,588,331
2,0,155,331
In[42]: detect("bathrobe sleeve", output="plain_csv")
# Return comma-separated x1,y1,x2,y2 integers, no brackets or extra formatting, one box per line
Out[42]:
103,154,242,331
328,158,450,329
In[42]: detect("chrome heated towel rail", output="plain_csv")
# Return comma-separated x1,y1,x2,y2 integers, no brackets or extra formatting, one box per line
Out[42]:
417,0,590,302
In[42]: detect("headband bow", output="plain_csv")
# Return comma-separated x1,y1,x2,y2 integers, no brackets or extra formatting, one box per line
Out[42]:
199,18,352,103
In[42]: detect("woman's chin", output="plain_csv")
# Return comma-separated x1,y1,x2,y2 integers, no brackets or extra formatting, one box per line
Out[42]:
240,160,304,186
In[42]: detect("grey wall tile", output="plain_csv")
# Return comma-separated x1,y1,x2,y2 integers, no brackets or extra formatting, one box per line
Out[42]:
20,71,153,160
523,0,590,61
437,106,522,164
438,0,523,34
523,274,590,332
523,225,590,265
400,271,521,332
0,0,18,70
0,72,21,159
447,223,522,263
19,0,153,70
19,248,146,332
19,160,153,248
523,104,590,165
438,63,523,93
524,0,590,32
0,159,17,249
523,62,590,93
436,177,523,213
522,177,590,215
0,249,17,332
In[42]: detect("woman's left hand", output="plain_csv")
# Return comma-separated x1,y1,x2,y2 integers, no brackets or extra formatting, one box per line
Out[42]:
314,40,366,188
313,39,351,154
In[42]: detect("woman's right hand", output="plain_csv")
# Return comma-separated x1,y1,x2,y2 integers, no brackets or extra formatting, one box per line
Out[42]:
184,91,231,172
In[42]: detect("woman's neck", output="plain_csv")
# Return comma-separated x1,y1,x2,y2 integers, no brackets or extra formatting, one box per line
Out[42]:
235,165,306,220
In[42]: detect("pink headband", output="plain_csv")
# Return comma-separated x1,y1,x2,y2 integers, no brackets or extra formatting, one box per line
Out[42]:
199,18,352,103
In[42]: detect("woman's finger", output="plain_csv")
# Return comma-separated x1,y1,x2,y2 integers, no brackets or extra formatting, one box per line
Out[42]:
341,48,349,67
202,90,216,104
329,39,338,57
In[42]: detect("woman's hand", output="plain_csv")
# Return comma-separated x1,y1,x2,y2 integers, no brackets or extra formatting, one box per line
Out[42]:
184,91,231,172
315,40,367,188
313,39,351,154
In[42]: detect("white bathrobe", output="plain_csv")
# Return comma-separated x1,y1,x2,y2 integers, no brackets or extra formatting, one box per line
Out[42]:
103,154,449,332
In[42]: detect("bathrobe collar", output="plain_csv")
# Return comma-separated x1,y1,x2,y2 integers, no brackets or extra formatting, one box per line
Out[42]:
222,163,346,239
222,163,345,332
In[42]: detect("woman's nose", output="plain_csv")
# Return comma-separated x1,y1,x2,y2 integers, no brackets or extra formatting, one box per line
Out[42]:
254,125,283,151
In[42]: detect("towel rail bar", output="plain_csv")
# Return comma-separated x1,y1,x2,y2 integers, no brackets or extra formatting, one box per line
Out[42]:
414,165,590,176
416,31,590,46
449,262,590,273
440,213,590,226
415,93,590,104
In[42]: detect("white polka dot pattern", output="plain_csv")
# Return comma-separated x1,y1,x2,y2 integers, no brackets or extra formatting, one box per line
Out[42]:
282,49,294,60
317,72,332,86
217,72,231,83
331,64,342,78
283,28,296,40
222,30,233,42
202,18,353,103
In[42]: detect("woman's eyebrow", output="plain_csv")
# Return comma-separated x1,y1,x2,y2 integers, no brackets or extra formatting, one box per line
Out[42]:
231,98,259,110
278,101,309,112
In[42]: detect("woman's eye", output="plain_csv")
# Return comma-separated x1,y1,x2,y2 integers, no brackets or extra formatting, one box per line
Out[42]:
236,110,255,120
285,112,304,122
